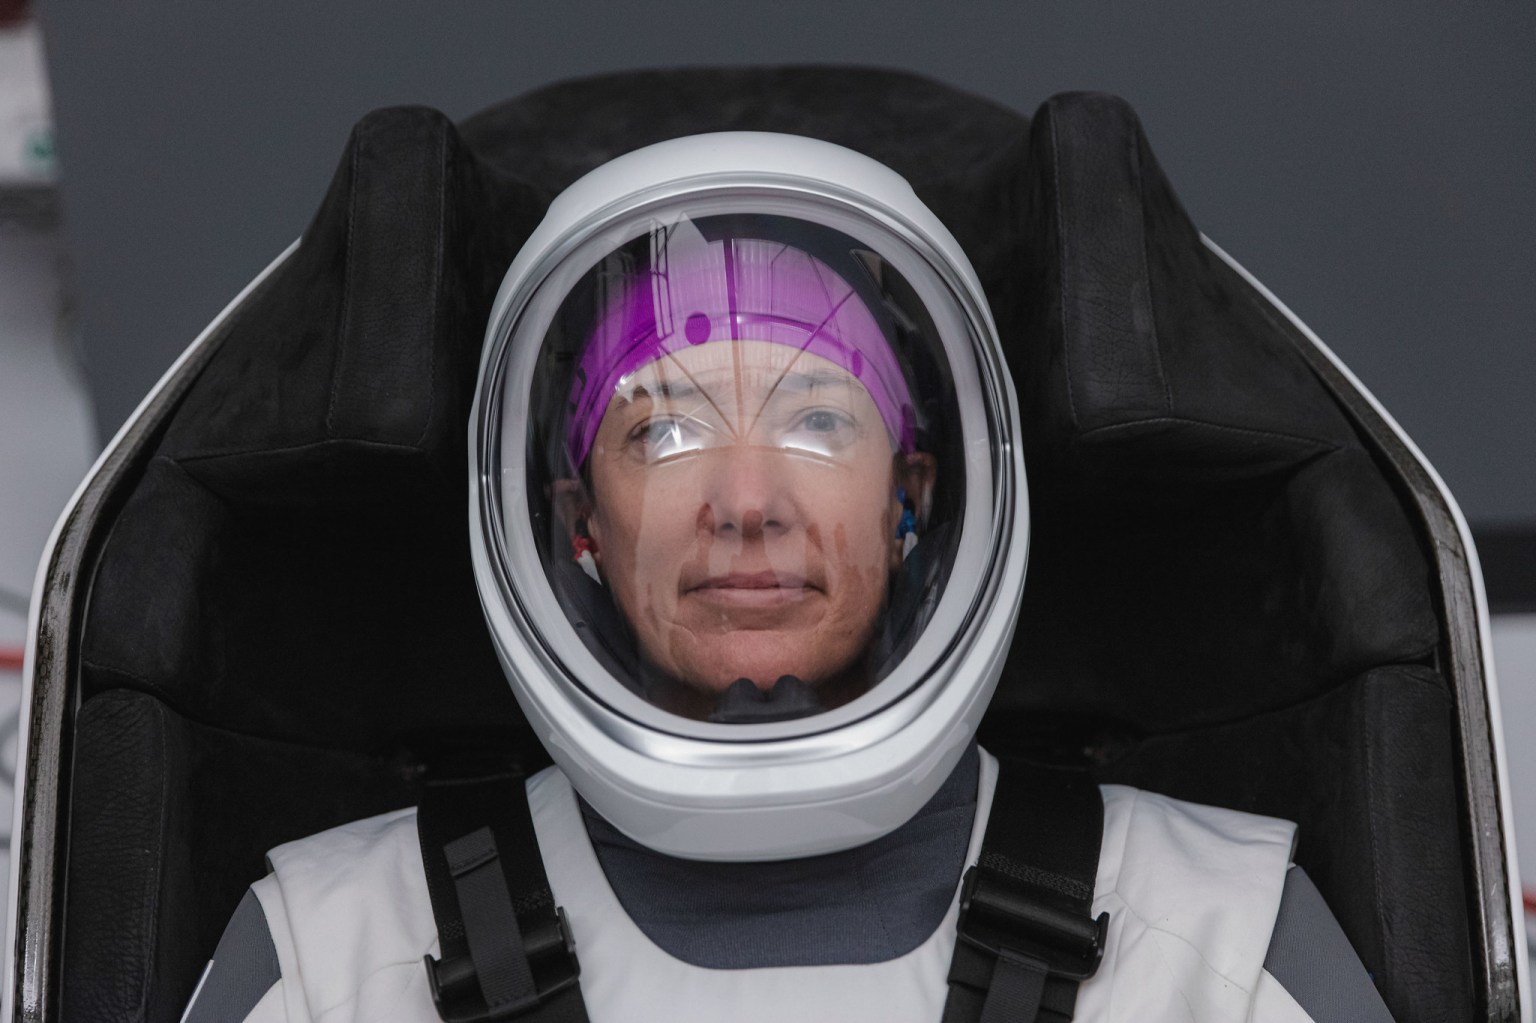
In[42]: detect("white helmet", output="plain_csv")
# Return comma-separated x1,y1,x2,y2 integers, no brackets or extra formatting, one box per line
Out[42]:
468,132,1027,861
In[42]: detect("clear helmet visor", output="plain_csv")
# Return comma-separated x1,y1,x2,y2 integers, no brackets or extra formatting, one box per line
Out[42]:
489,199,1002,737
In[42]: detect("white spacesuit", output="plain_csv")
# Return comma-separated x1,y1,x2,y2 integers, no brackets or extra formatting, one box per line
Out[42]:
182,133,1394,1023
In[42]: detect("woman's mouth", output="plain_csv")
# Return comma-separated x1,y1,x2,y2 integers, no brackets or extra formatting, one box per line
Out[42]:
689,571,814,607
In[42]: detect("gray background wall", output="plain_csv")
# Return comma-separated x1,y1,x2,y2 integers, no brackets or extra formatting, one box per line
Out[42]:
36,0,1536,528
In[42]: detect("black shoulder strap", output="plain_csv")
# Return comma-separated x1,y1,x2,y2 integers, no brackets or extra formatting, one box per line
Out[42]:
942,760,1109,1023
417,772,588,1023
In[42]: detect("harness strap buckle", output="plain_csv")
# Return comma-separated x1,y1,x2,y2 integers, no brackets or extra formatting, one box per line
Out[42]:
424,905,579,1022
957,864,1109,983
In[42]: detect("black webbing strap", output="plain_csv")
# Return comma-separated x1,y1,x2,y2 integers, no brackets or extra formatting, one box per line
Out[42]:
418,773,587,1023
942,760,1109,1023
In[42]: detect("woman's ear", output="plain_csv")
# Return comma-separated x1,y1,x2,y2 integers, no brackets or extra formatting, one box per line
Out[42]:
553,479,599,549
553,479,603,582
896,452,937,527
889,452,938,571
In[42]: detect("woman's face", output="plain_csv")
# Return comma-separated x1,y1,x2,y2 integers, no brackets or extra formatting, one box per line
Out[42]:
581,341,926,698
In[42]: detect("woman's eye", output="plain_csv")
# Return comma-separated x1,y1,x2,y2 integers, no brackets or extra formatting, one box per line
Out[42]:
636,418,682,447
796,408,856,435
801,410,846,433
630,417,706,460
643,420,679,444
781,408,857,454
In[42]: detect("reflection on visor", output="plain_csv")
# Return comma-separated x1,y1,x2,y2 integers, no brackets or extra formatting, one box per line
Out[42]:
601,342,888,465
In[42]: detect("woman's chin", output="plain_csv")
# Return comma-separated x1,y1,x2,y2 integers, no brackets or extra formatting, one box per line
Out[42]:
648,618,874,700
680,643,819,693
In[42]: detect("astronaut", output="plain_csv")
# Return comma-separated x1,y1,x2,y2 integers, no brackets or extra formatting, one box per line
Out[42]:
181,133,1395,1023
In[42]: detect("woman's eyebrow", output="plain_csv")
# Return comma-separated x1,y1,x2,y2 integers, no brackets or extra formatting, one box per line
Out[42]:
620,367,851,436
770,370,849,393
652,380,699,401
641,370,845,402
615,381,697,404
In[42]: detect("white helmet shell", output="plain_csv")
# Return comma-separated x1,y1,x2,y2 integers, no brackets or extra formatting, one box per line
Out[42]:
468,132,1027,861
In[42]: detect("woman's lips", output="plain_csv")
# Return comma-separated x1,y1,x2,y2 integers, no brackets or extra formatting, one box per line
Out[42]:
688,571,814,606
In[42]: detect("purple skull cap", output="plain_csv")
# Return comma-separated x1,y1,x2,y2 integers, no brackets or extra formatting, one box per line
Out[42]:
568,226,916,469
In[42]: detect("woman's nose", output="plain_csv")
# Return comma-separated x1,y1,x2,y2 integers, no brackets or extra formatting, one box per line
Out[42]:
698,445,795,538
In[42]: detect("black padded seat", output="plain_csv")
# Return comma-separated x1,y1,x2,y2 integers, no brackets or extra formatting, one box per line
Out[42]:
59,71,1475,1022
66,106,543,1020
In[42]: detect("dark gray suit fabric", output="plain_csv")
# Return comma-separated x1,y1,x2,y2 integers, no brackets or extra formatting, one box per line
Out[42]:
184,889,281,1023
1265,866,1396,1022
582,743,983,968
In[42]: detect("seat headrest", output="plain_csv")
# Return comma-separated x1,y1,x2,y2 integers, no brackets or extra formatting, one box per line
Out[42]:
157,106,544,512
1014,92,1359,480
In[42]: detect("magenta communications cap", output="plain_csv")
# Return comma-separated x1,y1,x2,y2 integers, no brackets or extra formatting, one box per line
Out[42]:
567,229,915,469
